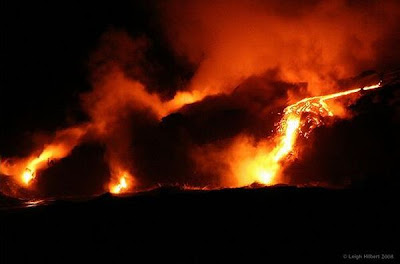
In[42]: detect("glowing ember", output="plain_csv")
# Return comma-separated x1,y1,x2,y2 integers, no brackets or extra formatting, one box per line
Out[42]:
109,171,132,194
110,177,127,194
22,168,35,185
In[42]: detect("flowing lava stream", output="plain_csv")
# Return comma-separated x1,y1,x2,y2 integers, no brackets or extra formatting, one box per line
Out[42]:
252,82,382,185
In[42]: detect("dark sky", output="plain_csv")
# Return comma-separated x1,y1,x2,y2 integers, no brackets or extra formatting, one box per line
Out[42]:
1,1,110,153
0,1,188,156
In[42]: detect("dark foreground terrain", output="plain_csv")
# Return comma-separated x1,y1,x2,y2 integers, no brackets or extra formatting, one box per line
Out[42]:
0,186,398,264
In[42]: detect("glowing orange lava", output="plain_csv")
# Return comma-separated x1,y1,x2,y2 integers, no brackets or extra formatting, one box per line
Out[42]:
237,115,301,186
210,82,382,187
21,148,58,185
22,168,35,185
0,147,67,186
0,126,87,187
109,171,133,194
251,81,382,185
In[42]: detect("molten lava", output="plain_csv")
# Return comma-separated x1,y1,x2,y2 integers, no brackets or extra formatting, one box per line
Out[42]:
109,171,132,194
237,115,301,186
274,115,301,162
251,82,382,185
0,126,87,187
21,147,62,185
198,82,382,188
22,169,35,185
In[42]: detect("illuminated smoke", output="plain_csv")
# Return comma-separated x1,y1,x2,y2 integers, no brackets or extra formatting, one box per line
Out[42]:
0,0,398,197
162,0,399,97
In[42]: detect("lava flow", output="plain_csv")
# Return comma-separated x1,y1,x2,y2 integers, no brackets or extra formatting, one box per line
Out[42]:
0,126,87,187
254,82,382,185
210,82,382,188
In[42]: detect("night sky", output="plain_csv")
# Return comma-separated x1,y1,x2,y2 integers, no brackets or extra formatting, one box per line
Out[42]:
1,1,184,154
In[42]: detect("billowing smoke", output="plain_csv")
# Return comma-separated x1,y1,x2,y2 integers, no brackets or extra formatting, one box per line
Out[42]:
161,0,399,96
158,0,400,188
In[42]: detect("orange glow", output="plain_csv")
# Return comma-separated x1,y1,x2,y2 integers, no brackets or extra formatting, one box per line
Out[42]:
0,126,87,187
166,91,202,111
194,82,382,188
165,88,222,113
0,69,208,191
234,115,300,186
286,82,382,116
273,115,300,162
251,82,382,185
110,176,128,194
20,145,67,185
0,78,382,193
162,0,396,98
108,169,133,194
22,169,35,185
3,0,397,199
